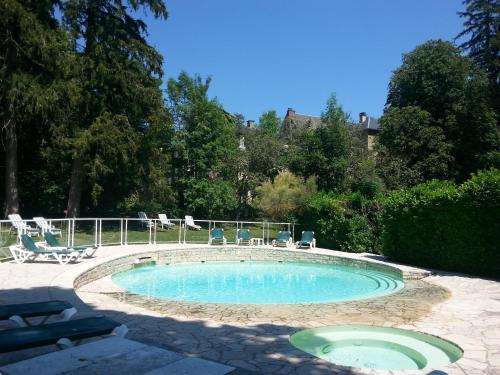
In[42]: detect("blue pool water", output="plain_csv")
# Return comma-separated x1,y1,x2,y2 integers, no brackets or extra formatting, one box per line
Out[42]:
112,261,404,304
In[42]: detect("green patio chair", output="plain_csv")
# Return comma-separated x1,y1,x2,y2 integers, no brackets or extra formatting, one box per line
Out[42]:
272,231,292,247
296,231,316,248
43,232,97,257
9,235,84,265
209,227,227,245
236,228,251,245
0,316,127,353
0,301,76,327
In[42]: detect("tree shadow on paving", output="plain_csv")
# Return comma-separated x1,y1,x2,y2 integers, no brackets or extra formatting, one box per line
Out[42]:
0,286,363,375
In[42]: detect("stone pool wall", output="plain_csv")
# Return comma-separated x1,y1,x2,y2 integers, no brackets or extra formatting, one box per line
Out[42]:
74,247,407,289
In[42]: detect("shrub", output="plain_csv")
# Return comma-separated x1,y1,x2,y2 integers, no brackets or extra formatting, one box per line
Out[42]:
301,192,380,253
253,171,317,221
380,169,500,278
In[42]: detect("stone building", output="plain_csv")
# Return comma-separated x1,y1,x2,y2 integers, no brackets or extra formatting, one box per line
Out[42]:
282,108,380,150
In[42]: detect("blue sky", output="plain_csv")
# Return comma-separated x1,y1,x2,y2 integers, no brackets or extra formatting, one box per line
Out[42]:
142,0,465,122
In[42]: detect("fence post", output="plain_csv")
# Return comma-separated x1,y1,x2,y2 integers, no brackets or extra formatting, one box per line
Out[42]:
94,219,98,247
153,219,157,244
178,220,182,244
267,222,270,246
183,220,187,244
71,219,75,247
148,220,152,245
124,219,128,245
207,220,211,245
120,219,123,245
99,219,102,247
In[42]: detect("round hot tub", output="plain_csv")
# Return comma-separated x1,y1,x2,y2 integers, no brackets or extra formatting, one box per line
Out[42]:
289,325,463,371
111,260,404,304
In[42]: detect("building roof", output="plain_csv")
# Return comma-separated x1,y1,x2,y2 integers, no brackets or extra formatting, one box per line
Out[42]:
282,108,380,132
284,111,323,129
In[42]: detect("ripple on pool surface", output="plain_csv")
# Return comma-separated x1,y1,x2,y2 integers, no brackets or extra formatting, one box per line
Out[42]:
111,261,404,304
289,325,463,371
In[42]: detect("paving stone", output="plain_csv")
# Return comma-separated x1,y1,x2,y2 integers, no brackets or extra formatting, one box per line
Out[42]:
0,244,499,374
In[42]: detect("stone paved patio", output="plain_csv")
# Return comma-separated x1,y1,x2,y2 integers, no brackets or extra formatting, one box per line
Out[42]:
0,244,499,374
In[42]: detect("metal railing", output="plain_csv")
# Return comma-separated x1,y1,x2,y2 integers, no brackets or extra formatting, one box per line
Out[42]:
0,217,295,261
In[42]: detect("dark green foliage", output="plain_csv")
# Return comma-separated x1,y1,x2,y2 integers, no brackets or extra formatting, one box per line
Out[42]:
183,178,237,219
284,95,355,193
0,0,71,216
57,0,169,216
456,0,500,86
301,192,380,253
258,111,281,136
383,40,499,184
376,106,454,187
168,72,239,217
380,169,500,278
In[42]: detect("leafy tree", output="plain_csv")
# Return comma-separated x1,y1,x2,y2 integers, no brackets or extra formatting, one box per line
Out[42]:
168,72,239,216
258,110,281,135
234,124,287,217
304,95,351,191
385,40,498,182
253,171,317,221
58,0,169,217
376,106,455,187
183,178,237,219
0,0,70,217
456,0,500,87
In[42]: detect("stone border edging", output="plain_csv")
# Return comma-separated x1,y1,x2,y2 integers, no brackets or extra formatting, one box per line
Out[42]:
73,246,429,291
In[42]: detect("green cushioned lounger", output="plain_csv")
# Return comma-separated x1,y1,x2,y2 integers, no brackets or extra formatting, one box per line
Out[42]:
0,317,126,353
0,300,75,326
43,232,97,257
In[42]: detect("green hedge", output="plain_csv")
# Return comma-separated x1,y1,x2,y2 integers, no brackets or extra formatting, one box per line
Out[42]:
381,169,500,278
301,192,381,253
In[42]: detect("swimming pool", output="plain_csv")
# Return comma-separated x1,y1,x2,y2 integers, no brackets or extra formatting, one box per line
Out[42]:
112,261,404,304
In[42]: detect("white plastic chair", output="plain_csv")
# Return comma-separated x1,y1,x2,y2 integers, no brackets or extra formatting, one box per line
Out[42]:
158,213,175,229
33,217,62,236
184,215,201,230
8,214,40,237
137,212,154,228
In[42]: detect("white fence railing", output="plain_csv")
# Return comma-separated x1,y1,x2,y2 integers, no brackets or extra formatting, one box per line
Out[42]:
0,217,295,261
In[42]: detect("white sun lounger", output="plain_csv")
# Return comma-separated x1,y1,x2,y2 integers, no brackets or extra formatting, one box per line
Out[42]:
158,214,175,229
184,215,201,230
33,217,62,236
8,214,40,237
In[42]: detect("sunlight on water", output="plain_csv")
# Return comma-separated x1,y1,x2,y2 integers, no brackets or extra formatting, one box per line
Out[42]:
112,261,404,304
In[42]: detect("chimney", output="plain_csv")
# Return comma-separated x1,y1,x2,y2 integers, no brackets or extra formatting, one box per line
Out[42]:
286,108,295,117
247,120,255,129
359,112,368,124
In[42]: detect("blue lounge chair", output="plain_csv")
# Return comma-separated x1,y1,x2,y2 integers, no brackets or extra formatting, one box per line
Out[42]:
210,228,227,245
296,231,316,248
236,228,251,245
272,231,292,247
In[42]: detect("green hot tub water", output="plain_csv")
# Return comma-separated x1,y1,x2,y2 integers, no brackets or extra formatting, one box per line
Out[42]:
290,325,463,371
